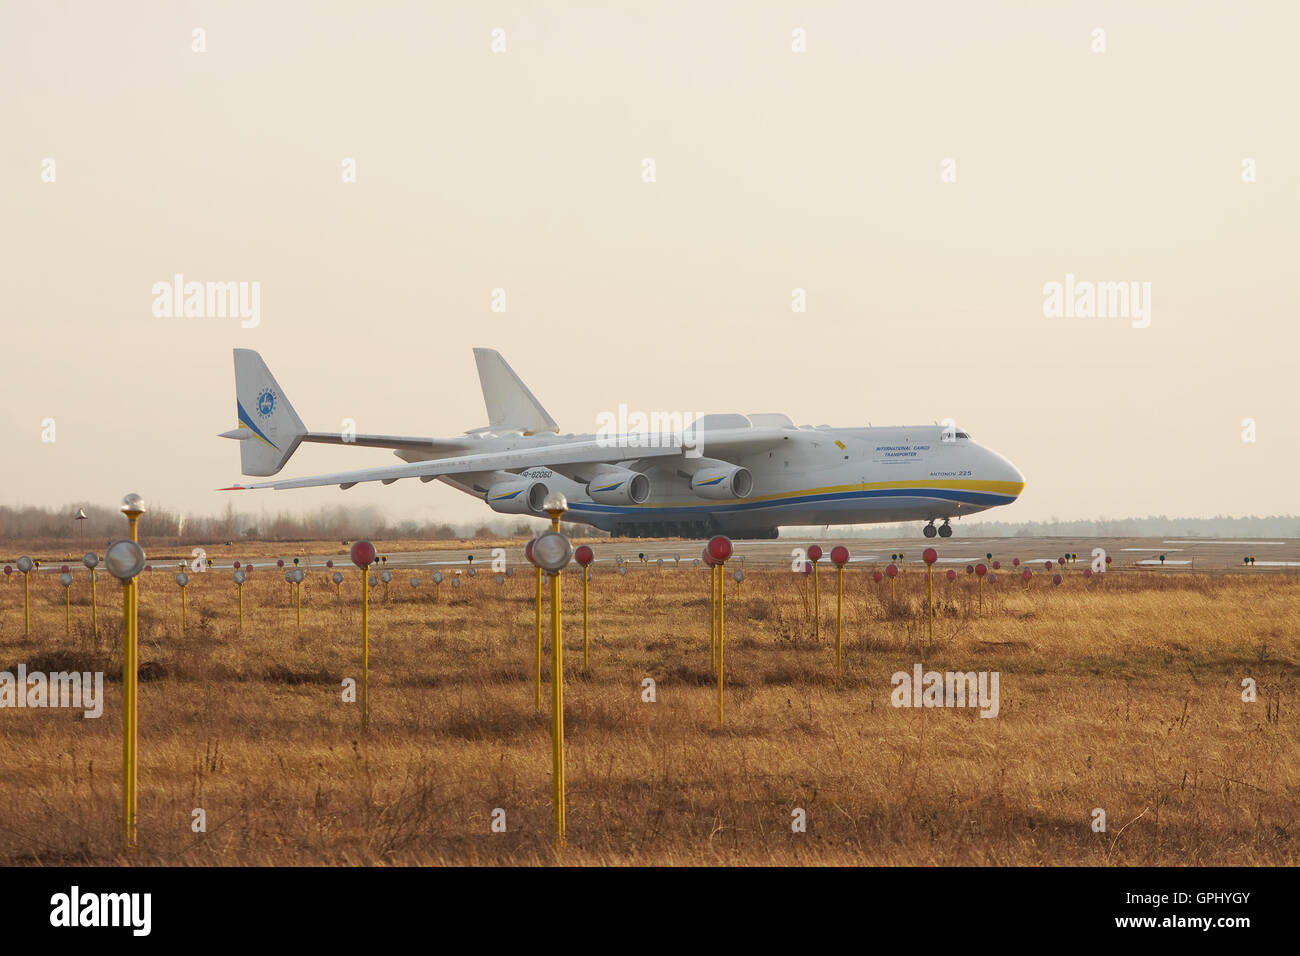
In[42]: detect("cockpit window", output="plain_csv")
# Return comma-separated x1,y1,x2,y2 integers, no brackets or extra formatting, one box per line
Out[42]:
955,431,971,440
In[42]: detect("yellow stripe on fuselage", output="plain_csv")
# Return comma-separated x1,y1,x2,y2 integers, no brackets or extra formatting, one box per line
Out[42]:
629,477,1025,509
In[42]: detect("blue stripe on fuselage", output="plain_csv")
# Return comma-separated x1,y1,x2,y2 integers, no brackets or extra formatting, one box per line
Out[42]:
567,485,1015,517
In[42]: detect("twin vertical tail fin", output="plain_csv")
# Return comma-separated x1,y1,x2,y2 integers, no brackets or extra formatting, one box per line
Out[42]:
227,349,307,476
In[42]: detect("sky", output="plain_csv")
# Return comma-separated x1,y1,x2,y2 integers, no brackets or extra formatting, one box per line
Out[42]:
2,1,1297,529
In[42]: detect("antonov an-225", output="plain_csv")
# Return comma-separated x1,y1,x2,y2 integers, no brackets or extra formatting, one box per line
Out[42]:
220,348,1025,539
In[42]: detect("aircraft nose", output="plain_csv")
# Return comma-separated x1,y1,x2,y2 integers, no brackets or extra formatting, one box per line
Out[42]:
985,448,1025,498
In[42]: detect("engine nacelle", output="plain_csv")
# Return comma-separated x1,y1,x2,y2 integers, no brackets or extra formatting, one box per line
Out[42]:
689,462,753,500
484,478,547,514
586,468,651,505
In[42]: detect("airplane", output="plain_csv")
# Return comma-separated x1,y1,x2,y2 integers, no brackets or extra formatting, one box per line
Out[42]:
219,348,1025,539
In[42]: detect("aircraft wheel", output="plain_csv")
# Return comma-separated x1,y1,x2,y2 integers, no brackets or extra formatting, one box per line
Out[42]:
923,523,938,538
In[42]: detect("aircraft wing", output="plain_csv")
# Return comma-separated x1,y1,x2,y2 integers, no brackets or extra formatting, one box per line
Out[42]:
299,432,474,456
221,440,686,491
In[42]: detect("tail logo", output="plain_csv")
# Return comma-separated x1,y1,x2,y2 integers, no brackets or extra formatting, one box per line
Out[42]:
256,388,277,417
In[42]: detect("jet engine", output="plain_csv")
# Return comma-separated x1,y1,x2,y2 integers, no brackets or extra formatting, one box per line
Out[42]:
484,477,547,514
585,467,651,505
688,461,753,500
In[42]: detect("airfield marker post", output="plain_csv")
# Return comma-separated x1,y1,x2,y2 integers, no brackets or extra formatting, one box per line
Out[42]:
83,552,100,637
808,545,823,641
575,546,594,670
526,539,541,712
704,546,718,672
923,548,937,643
350,541,376,732
233,569,246,626
831,546,849,673
175,572,189,634
708,536,733,725
60,571,73,635
111,493,147,852
975,564,987,614
17,556,33,635
535,495,573,847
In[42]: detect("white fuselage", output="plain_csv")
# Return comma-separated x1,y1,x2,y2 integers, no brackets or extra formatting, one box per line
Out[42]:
433,424,1024,537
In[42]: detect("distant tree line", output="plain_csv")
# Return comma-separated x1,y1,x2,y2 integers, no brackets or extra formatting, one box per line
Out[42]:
0,502,604,546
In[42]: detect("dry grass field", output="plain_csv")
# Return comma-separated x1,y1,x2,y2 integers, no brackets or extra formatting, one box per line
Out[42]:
0,542,1296,866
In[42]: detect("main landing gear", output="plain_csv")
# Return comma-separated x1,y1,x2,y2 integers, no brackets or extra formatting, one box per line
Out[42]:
923,520,954,538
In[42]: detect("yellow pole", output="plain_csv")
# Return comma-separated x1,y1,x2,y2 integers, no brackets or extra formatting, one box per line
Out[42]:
836,565,843,673
813,561,820,641
121,577,134,850
238,581,244,628
550,569,565,846
717,562,725,725
23,573,30,636
361,570,369,731
712,567,722,671
535,567,543,712
181,586,186,635
125,512,140,853
65,585,71,636
582,567,589,671
90,570,98,638
296,582,301,631
927,566,934,643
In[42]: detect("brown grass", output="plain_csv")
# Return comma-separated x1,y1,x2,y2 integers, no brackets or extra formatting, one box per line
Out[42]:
0,559,1295,866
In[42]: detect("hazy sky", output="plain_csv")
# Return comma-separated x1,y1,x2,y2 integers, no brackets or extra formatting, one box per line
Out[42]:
2,1,1297,529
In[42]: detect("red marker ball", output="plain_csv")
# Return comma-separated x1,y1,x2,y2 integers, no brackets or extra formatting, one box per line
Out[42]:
707,536,733,562
574,545,594,567
872,571,883,583
886,564,898,578
992,561,1001,570
1052,573,1062,585
976,564,987,577
830,546,849,566
923,548,937,565
807,544,823,562
946,569,956,581
1012,558,1020,567
349,541,376,569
